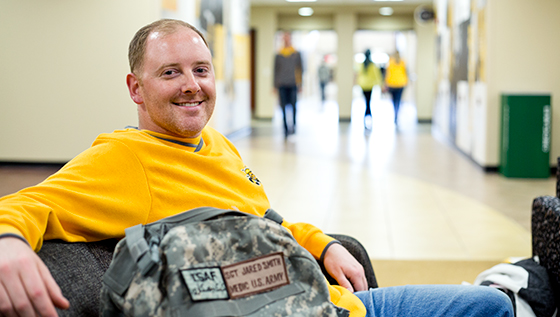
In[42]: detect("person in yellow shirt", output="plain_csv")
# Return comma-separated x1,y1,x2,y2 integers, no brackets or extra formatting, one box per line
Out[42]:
0,19,512,317
356,49,383,130
384,51,408,125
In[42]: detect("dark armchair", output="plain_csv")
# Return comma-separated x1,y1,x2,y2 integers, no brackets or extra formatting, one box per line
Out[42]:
531,157,560,311
38,233,376,316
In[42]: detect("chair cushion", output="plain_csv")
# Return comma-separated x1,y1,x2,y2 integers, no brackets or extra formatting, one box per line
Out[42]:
37,239,117,317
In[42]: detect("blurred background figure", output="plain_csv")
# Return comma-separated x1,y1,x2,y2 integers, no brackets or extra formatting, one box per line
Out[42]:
384,51,408,125
356,49,383,130
317,57,331,103
274,31,303,138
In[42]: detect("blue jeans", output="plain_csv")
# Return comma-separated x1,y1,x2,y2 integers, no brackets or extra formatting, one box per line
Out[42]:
388,87,404,123
278,86,298,135
354,285,513,317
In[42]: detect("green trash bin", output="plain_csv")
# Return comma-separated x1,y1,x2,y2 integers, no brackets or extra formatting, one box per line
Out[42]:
500,94,551,178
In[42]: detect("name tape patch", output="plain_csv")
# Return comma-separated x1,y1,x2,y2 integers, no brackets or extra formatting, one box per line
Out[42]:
221,252,289,299
181,267,228,301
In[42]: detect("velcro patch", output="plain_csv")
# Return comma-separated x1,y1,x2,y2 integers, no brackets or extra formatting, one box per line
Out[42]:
221,252,289,299
181,267,229,301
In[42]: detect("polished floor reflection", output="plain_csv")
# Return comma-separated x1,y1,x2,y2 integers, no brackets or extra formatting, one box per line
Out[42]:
232,92,555,261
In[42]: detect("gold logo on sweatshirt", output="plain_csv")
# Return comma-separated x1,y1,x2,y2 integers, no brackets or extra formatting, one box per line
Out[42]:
242,167,261,185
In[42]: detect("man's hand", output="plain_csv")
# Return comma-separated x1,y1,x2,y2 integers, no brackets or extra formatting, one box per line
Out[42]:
0,237,69,316
322,243,367,293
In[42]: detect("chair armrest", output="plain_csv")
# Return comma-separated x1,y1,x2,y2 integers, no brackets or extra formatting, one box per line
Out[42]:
532,196,560,306
318,234,378,289
557,157,560,198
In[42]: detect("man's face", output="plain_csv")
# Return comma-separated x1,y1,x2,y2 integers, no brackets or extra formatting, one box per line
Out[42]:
127,27,216,138
283,33,292,47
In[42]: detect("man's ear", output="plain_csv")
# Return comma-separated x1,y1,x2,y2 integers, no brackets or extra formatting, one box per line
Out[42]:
126,73,144,105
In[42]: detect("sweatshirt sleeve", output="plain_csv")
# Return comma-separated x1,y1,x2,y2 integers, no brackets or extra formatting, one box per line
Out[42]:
0,138,151,251
281,219,336,260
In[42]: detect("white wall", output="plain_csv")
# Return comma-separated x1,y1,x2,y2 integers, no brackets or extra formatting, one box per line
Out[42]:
0,0,159,162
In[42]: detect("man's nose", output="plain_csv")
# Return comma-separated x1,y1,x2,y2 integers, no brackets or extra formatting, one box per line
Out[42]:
181,72,201,94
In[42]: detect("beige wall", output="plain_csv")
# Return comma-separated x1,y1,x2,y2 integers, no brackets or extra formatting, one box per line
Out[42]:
251,7,277,119
485,0,560,166
1,0,253,163
415,19,436,121
0,0,159,162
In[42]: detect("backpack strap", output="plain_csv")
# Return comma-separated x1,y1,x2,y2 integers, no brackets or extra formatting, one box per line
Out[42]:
263,209,284,225
124,224,148,263
125,224,159,276
156,207,247,225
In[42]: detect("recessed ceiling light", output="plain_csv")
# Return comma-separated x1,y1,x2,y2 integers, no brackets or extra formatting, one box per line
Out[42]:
379,7,394,16
298,7,314,16
287,0,317,2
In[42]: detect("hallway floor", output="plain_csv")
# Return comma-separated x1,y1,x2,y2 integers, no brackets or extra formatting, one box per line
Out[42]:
232,93,555,262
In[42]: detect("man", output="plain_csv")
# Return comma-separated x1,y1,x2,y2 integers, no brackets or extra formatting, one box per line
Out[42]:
273,31,302,138
0,19,512,317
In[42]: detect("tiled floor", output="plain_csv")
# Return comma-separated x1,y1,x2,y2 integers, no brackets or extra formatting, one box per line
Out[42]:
0,91,555,263
232,90,556,262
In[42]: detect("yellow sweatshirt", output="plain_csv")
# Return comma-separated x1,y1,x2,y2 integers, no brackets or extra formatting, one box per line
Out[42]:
385,57,408,88
0,127,365,316
357,62,383,91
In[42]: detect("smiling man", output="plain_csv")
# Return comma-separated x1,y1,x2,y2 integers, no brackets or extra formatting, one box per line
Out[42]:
0,19,513,317
127,24,216,138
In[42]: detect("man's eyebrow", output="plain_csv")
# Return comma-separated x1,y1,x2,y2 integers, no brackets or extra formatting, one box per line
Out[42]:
156,63,181,74
155,61,212,73
193,60,212,67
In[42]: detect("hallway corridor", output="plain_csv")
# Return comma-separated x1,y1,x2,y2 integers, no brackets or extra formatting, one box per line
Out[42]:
0,93,554,265
232,92,555,262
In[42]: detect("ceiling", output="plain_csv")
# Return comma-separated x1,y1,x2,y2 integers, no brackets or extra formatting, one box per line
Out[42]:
250,0,430,4
249,0,433,15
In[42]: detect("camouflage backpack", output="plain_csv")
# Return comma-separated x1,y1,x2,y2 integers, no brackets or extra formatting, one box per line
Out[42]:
100,207,350,317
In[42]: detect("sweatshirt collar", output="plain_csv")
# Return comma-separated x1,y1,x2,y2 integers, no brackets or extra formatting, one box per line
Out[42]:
126,126,204,152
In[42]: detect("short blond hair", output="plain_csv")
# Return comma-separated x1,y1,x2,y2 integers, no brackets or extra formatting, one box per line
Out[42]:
128,19,208,75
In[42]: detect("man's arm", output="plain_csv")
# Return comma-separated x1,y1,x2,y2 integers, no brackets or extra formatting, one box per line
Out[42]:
322,243,368,293
280,219,368,292
0,237,69,316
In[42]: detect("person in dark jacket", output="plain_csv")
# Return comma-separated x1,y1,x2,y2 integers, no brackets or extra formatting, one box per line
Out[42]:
274,32,303,138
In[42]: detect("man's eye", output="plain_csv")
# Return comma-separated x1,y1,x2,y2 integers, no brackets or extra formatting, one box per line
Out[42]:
195,68,207,74
163,70,177,76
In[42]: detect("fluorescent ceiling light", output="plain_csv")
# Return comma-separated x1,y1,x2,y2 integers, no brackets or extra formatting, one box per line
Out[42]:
298,7,314,16
379,7,394,16
287,0,317,2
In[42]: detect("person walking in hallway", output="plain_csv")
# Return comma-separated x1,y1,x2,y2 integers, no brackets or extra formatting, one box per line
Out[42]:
384,51,408,125
318,57,331,103
274,31,303,138
356,49,383,130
